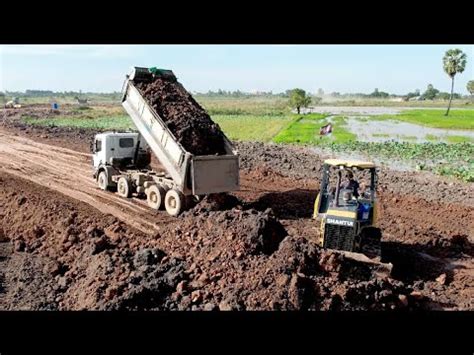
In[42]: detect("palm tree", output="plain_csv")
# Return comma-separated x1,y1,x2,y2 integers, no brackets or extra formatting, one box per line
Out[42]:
442,49,467,116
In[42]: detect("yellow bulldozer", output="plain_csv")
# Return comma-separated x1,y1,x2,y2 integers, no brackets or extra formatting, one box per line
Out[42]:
313,159,382,259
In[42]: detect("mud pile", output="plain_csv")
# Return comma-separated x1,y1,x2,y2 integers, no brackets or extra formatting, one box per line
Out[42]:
0,116,472,310
189,193,241,213
136,77,227,156
0,174,151,310
260,237,412,311
236,141,323,179
0,172,422,310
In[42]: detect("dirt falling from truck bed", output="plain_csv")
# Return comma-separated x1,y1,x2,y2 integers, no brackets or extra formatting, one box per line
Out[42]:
136,77,227,156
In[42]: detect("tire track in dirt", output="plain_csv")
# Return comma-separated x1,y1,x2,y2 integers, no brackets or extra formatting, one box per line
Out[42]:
0,129,176,235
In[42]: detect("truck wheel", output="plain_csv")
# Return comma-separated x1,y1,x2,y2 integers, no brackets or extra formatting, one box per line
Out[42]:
117,177,132,198
147,185,166,210
164,189,184,216
97,171,109,191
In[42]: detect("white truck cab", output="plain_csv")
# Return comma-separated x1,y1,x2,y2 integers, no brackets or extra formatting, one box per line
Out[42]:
92,132,149,169
92,132,152,194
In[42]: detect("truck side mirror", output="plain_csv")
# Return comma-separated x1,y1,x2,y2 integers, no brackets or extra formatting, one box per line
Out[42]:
92,139,102,153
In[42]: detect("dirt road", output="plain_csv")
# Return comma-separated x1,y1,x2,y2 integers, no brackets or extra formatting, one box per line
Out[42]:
0,129,176,235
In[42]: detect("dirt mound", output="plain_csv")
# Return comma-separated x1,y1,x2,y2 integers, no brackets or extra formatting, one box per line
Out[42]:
378,192,473,251
180,208,287,257
104,251,187,311
190,193,241,213
0,173,164,310
225,236,415,311
235,209,288,256
136,77,227,156
236,142,323,179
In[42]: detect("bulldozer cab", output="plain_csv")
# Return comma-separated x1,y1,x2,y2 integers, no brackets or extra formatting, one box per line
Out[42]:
314,159,377,218
313,159,381,258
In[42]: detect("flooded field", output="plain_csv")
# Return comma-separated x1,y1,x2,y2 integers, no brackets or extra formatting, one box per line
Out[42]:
297,106,465,115
343,117,474,143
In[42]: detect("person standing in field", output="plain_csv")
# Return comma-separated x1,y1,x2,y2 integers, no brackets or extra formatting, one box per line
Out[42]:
320,123,333,137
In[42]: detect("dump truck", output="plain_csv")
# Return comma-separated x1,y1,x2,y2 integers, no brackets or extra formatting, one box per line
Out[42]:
92,67,240,216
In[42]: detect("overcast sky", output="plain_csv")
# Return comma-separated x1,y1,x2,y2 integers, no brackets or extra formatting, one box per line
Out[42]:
0,45,472,94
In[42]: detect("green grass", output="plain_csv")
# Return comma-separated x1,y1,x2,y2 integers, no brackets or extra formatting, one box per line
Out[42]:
273,114,357,144
373,109,474,129
22,106,137,131
23,115,134,130
273,113,357,145
196,96,289,116
273,114,328,144
23,110,292,143
332,127,357,143
212,115,293,142
445,135,474,143
436,165,474,182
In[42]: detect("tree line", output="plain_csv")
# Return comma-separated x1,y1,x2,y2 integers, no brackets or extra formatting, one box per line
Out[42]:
0,90,122,99
2,48,472,117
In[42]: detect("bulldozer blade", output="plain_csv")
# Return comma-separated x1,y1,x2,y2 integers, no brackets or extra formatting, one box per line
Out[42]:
335,250,393,280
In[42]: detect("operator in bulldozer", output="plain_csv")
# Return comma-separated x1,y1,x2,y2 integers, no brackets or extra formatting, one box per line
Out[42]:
340,170,360,198
329,170,360,201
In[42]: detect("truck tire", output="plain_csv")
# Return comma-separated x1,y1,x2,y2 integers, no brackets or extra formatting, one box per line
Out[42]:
147,185,166,210
97,171,109,191
164,189,184,216
117,177,132,198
